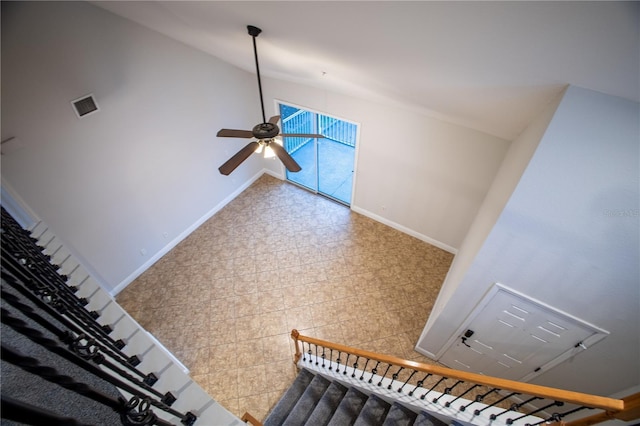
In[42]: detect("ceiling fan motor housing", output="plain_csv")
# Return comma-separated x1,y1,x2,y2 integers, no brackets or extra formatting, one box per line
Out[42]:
252,122,280,139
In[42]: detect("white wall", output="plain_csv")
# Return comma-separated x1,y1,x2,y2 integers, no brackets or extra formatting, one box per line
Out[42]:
424,89,565,328
1,1,263,292
262,79,510,252
2,1,511,295
418,86,640,397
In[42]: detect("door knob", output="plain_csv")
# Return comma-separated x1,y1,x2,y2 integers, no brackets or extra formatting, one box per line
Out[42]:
461,329,474,347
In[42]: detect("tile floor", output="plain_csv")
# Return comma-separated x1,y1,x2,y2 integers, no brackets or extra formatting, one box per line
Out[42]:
116,174,454,421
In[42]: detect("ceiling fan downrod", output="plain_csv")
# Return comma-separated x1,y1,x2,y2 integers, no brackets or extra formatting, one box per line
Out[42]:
248,25,267,125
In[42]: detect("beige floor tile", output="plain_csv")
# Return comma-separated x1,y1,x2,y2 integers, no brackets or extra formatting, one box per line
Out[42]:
237,365,267,397
116,174,453,421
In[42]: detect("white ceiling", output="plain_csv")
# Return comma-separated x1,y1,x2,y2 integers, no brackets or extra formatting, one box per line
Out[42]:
93,1,639,141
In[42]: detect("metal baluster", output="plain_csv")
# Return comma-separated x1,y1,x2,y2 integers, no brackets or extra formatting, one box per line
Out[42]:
68,334,176,405
421,376,448,400
321,346,326,368
315,344,319,365
2,248,126,353
433,380,463,404
445,383,480,408
1,281,157,386
335,352,342,374
526,406,591,426
2,213,85,306
387,366,404,390
474,392,519,416
1,307,196,425
409,373,431,396
1,344,172,425
490,396,540,421
377,364,392,387
351,356,359,378
121,396,174,426
343,354,350,375
368,361,380,384
461,387,499,412
328,348,333,370
359,358,370,380
507,401,563,425
397,369,416,393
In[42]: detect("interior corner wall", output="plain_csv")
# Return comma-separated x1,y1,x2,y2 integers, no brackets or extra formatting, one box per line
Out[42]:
422,89,566,332
1,1,263,293
262,78,510,252
1,1,510,295
417,85,640,397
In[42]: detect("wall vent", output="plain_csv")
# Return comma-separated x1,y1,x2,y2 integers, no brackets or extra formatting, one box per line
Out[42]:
71,94,99,118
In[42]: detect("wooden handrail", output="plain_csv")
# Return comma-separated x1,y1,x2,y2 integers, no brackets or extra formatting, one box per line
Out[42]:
564,392,640,426
241,411,263,426
290,330,624,413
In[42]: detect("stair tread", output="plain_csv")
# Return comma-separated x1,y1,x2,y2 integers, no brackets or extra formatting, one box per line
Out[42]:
264,368,316,426
353,394,391,426
282,374,332,426
414,410,448,426
327,388,369,426
381,402,418,426
305,382,349,426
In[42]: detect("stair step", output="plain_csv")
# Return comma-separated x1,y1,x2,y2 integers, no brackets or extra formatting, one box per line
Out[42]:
327,388,369,426
305,382,349,426
354,394,391,426
264,368,316,426
414,410,448,426
282,374,332,426
382,402,418,426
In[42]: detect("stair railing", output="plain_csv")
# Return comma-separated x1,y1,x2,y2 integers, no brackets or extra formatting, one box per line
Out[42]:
291,329,638,426
0,207,198,425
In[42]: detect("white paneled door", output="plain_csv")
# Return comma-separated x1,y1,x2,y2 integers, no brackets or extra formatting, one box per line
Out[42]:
438,285,608,381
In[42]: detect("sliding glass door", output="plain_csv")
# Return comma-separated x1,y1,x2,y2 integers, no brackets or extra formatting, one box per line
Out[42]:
279,103,357,205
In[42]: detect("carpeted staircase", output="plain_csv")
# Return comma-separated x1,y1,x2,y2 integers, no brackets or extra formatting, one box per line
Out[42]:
264,368,450,426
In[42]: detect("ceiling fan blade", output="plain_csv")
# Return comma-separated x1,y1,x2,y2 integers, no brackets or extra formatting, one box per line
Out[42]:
217,129,254,138
280,133,325,139
269,142,302,172
268,115,281,125
218,141,260,175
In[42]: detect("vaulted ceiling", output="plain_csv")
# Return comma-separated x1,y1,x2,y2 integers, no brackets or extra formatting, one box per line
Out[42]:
93,1,639,141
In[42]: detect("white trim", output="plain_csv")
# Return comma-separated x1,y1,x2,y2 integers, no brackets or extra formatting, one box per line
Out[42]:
110,169,267,296
299,354,542,426
1,178,40,229
350,205,458,254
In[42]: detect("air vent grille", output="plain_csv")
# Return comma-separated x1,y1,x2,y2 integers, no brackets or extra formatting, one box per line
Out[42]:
71,94,99,118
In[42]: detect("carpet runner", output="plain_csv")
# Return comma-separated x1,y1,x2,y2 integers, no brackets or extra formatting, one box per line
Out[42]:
264,368,451,426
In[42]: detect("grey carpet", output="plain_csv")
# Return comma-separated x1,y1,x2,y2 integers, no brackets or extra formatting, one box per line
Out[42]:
414,410,449,426
353,394,390,426
1,282,122,426
265,368,449,425
264,368,316,426
383,403,418,426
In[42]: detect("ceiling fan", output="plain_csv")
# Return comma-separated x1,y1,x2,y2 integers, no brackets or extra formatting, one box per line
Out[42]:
217,25,324,176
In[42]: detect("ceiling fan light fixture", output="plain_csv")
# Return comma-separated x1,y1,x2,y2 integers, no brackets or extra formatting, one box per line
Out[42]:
263,143,276,159
215,26,320,175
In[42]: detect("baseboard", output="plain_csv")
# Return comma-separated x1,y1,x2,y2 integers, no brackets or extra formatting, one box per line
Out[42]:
350,206,458,254
413,345,438,361
111,169,268,296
